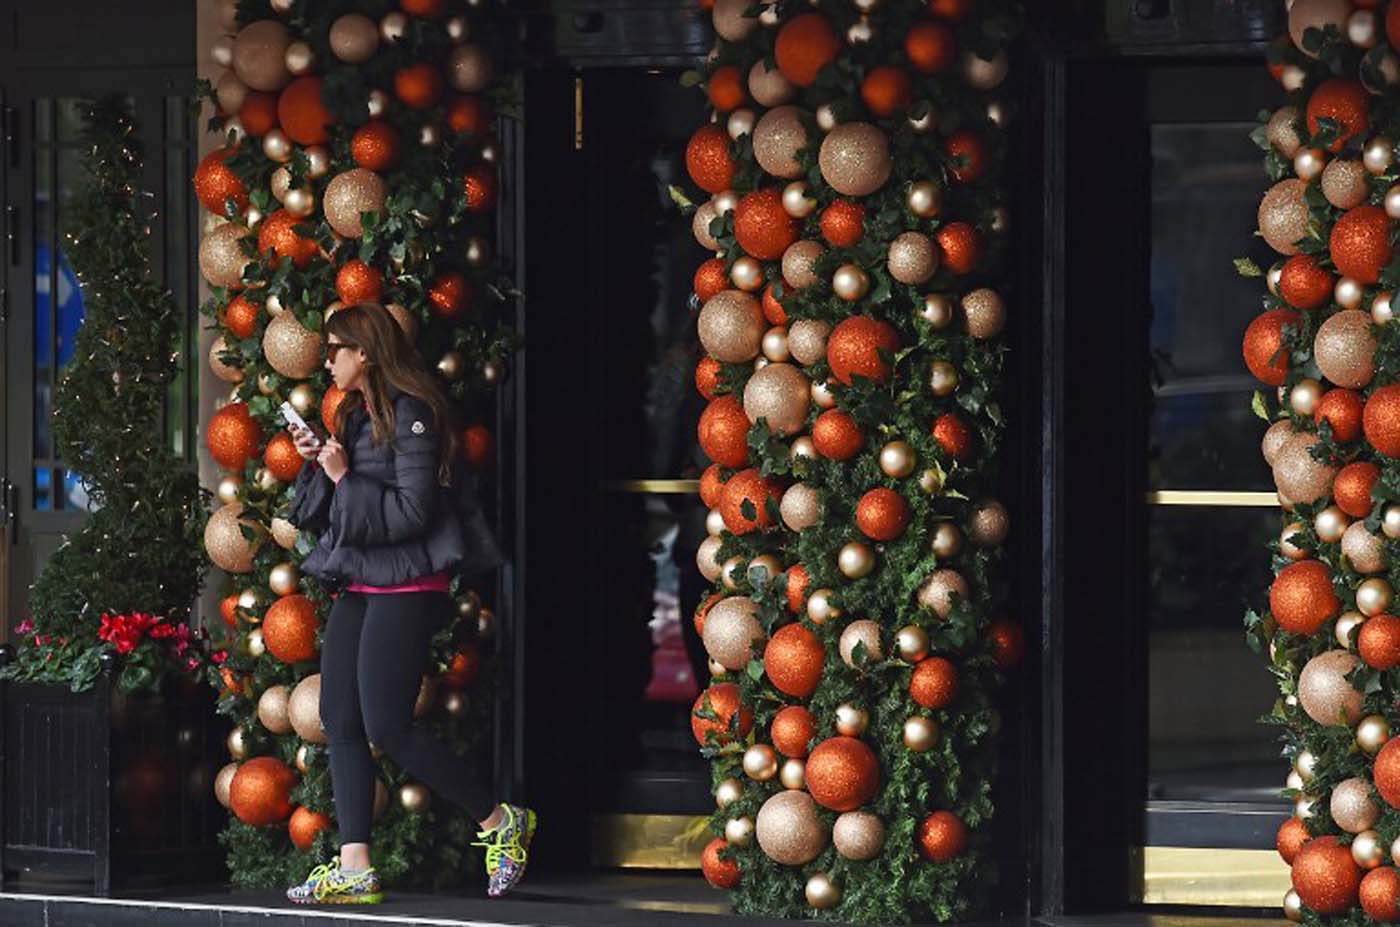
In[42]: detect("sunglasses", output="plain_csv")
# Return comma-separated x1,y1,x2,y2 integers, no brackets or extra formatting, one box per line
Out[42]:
325,341,359,360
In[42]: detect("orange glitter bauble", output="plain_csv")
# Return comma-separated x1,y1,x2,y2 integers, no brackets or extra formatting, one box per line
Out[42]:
720,468,783,535
910,656,959,709
402,0,446,16
1334,461,1380,518
695,591,725,636
263,595,320,664
857,487,911,541
762,285,787,325
775,14,841,87
687,125,737,195
1377,737,1400,808
207,402,262,470
394,63,444,109
336,259,385,305
1331,205,1393,285
806,736,880,812
447,95,493,136
220,594,240,629
1279,254,1334,310
917,810,968,862
933,412,973,460
936,222,982,276
696,356,722,401
289,806,333,851
222,294,261,340
1361,614,1400,669
945,131,985,183
351,120,401,171
443,646,481,688
988,618,1024,669
277,76,332,145
463,424,494,469
1242,309,1300,386
264,432,305,483
1269,560,1340,636
695,258,729,303
827,316,900,385
812,409,864,460
764,623,825,698
905,21,957,73
861,67,913,117
691,682,753,746
229,756,297,826
1292,836,1363,915
771,705,817,758
786,563,810,614
699,395,752,468
1316,389,1363,443
463,165,498,212
706,65,746,112
735,188,799,260
929,0,972,20
700,464,727,508
1366,384,1400,455
239,92,279,136
322,385,349,433
1362,867,1400,922
820,199,866,247
258,208,319,270
702,838,741,889
1307,78,1370,152
1277,817,1311,864
194,147,249,215
428,271,473,318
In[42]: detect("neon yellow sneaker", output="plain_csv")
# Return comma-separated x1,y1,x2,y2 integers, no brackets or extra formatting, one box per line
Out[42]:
472,803,537,897
286,859,383,905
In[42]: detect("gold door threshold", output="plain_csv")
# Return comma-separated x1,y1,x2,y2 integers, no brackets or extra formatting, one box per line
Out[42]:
591,813,709,869
1133,847,1289,906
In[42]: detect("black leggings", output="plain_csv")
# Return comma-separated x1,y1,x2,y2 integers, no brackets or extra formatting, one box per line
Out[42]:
319,590,495,845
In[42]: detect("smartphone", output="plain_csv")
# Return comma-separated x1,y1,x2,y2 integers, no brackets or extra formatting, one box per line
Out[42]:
280,402,322,447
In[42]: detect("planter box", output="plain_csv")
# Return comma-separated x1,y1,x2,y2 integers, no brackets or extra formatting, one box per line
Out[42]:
0,658,228,893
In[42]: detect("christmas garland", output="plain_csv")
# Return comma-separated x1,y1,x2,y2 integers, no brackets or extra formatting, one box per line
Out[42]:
0,96,208,696
194,0,515,889
680,0,1021,921
1245,2,1400,921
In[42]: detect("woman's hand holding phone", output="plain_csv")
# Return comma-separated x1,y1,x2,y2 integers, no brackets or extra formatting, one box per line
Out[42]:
291,424,323,460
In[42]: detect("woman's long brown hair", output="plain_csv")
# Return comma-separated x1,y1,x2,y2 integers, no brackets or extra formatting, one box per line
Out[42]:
323,303,459,486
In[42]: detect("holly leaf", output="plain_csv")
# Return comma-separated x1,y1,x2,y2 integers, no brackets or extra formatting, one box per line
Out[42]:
1252,390,1270,422
1234,257,1263,278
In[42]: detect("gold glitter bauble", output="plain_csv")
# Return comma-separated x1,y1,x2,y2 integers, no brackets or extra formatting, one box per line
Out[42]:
916,568,970,618
1344,521,1388,574
1298,650,1364,726
289,673,327,744
887,231,938,284
779,481,822,531
1262,420,1296,466
1290,0,1353,57
744,362,810,437
447,44,493,93
257,684,293,734
818,122,892,197
232,20,292,91
781,240,824,290
755,789,828,865
263,311,322,379
832,811,885,860
968,500,1009,547
693,201,720,250
838,619,883,667
199,223,251,288
1323,158,1370,210
209,336,243,383
205,503,262,573
214,761,239,808
962,288,1006,339
1273,432,1338,505
329,13,379,63
323,168,387,238
271,517,299,550
1331,776,1381,833
699,290,765,363
712,0,757,41
753,105,809,180
787,319,830,366
1267,106,1303,158
1315,309,1378,388
702,596,765,670
1259,179,1311,255
696,536,724,581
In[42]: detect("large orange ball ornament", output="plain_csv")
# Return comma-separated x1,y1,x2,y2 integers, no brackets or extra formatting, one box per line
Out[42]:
394,63,444,109
351,120,401,171
827,316,900,385
706,65,746,112
1367,384,1400,456
1316,389,1363,443
1334,461,1380,518
1362,867,1400,922
700,464,727,508
336,259,385,305
806,736,880,811
691,682,753,745
229,756,297,826
933,412,973,460
207,402,262,470
1360,614,1400,669
687,124,736,195
322,385,349,433
264,432,304,483
720,468,783,535
447,95,492,136
1292,835,1362,914
1277,817,1311,864
764,623,825,698
861,67,913,117
771,705,817,757
463,165,498,212
905,20,957,74
463,424,494,469
239,91,279,136
194,147,249,215
221,294,261,340
263,595,320,663
695,258,729,303
702,838,741,889
735,188,799,260
911,656,959,709
936,222,982,276
786,563,810,614
762,285,787,325
917,810,968,862
1242,309,1300,386
699,395,751,468
775,14,841,87
1332,206,1393,285
696,356,722,400
277,76,332,145
856,487,911,541
812,409,863,460
1269,560,1340,636
289,806,333,851
1278,254,1334,310
258,208,319,270
944,131,985,183
428,271,473,319
1306,78,1370,152
820,199,866,247
443,646,482,688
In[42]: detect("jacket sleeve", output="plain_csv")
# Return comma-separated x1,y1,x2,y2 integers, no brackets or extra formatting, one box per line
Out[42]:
288,460,333,534
329,397,441,546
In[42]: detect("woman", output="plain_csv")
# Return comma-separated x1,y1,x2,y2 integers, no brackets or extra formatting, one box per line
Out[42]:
282,303,533,905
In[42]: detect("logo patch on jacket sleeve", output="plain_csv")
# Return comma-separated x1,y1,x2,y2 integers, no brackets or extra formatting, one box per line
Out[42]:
411,420,426,435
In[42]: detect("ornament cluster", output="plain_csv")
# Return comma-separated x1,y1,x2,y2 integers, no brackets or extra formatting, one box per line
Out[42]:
682,0,1021,921
195,0,511,888
1245,1,1400,921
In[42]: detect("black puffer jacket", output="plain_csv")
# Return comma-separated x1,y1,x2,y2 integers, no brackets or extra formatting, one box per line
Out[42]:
289,390,500,588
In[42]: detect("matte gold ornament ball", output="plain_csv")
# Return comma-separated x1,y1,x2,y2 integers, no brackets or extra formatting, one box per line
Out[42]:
805,873,841,910
725,815,755,847
399,782,431,813
903,716,939,752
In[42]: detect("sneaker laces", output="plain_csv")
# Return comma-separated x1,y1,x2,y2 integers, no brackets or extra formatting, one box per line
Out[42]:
471,808,527,874
306,860,344,901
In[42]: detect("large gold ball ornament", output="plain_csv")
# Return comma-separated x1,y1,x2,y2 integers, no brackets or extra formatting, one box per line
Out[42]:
751,58,796,107
917,569,970,618
895,625,930,662
702,596,765,670
1290,0,1354,56
832,811,885,860
448,44,494,93
1344,521,1388,574
399,782,431,814
199,222,251,288
1332,777,1382,833
838,542,875,579
1359,578,1395,616
257,684,293,734
289,673,327,744
268,562,300,597
215,72,249,116
743,744,779,781
780,758,807,790
716,777,745,809
782,240,824,290
215,762,239,808
805,873,841,910
839,619,882,667
1267,106,1303,157
1273,432,1337,505
699,291,765,363
818,122,892,196
969,500,1010,547
227,725,249,760
1259,179,1311,255
788,319,830,366
209,336,244,383
879,441,917,478
834,703,869,736
962,288,1006,338
1261,420,1295,467
1298,650,1365,726
205,503,263,573
263,311,321,379
1325,159,1371,210
725,815,755,847
329,13,379,62
807,588,841,625
753,106,809,180
232,20,292,91
887,231,939,285
904,716,939,752
1315,309,1378,388
744,362,811,437
755,790,828,865
323,169,387,238
271,517,299,551
1359,715,1392,754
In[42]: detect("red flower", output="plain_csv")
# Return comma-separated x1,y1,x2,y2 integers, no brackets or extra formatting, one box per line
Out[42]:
212,650,229,665
183,656,202,673
15,619,33,634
